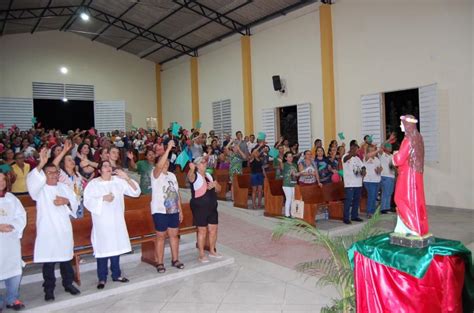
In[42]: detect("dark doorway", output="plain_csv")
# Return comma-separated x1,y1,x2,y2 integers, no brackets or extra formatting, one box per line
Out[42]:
34,99,94,133
384,88,419,150
278,105,298,145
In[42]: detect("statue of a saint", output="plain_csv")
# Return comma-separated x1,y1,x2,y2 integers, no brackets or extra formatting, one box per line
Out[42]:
391,115,432,246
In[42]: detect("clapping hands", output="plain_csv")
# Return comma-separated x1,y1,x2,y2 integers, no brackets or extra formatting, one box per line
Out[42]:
103,192,114,202
54,195,69,206
207,181,217,190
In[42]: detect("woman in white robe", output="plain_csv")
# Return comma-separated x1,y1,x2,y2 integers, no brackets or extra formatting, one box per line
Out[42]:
83,160,140,289
27,148,80,301
0,172,27,310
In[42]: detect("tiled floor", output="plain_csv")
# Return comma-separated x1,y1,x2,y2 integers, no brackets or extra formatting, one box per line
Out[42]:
5,191,473,313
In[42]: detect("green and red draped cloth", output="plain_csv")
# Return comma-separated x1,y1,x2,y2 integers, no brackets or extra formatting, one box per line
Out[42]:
348,233,474,313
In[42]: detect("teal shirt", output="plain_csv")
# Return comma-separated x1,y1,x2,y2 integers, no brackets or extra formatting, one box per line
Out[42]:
0,163,12,174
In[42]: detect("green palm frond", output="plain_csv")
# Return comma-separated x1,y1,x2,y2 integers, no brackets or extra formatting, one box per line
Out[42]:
272,210,382,313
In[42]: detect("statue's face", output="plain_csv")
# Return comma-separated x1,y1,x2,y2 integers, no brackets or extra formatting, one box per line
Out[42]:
400,121,405,133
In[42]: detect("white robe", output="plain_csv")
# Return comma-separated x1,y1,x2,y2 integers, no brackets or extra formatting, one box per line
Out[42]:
83,177,141,258
0,193,26,280
27,169,78,263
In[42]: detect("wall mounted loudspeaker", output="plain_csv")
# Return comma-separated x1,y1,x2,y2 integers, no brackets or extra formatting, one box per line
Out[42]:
272,75,282,91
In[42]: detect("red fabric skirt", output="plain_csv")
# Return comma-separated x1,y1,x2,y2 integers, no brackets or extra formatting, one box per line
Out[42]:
354,252,465,313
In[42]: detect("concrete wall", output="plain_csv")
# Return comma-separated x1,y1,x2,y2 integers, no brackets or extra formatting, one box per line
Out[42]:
332,0,473,209
0,31,156,128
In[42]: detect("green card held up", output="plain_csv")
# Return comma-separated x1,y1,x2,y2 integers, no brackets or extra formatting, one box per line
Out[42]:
338,132,345,140
257,132,266,140
175,151,190,170
269,147,279,159
171,122,181,136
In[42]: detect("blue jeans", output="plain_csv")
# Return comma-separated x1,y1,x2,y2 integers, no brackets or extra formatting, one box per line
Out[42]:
0,274,22,307
97,256,121,282
364,182,380,215
344,187,361,221
380,176,395,211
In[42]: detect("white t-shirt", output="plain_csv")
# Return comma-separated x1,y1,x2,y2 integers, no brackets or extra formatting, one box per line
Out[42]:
23,146,36,158
150,172,180,215
247,142,258,152
342,154,363,188
380,152,395,178
363,157,381,183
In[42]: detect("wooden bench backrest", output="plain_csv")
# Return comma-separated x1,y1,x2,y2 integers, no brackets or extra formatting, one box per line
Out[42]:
266,171,276,181
236,174,251,189
21,200,195,259
180,203,194,229
18,195,35,207
213,169,229,181
126,209,154,238
124,195,151,211
21,222,36,257
268,179,284,196
298,185,325,204
322,182,345,202
72,217,93,247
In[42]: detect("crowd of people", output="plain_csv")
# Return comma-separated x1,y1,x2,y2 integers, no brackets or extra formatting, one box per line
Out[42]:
0,123,398,310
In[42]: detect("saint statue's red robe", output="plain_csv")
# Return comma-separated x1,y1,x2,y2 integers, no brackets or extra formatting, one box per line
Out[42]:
392,137,429,236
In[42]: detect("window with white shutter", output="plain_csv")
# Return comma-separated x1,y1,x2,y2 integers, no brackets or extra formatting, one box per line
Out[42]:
297,103,311,151
361,93,383,145
33,82,94,101
261,108,276,147
362,86,438,162
0,98,34,131
94,100,126,134
212,99,232,140
418,83,438,162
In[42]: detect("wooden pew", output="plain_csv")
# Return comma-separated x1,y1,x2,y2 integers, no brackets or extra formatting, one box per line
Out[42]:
213,169,230,201
263,177,284,217
233,174,251,208
322,182,368,219
17,195,35,207
175,166,188,188
21,197,197,285
124,194,151,211
295,184,325,226
322,182,346,220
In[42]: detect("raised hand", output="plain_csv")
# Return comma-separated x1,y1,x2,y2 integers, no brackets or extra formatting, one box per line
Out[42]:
63,140,72,152
167,140,175,150
114,169,129,180
127,151,134,160
188,162,196,172
39,148,48,166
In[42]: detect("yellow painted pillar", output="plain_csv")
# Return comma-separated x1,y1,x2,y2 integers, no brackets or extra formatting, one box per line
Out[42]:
319,4,336,145
155,63,163,131
241,35,254,135
190,57,200,128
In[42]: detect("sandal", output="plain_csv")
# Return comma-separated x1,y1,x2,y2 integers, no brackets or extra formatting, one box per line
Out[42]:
156,264,166,273
199,256,210,263
171,260,185,269
112,277,129,283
